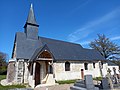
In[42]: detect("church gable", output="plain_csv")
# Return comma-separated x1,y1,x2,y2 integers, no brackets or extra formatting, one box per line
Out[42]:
38,50,52,59
30,44,54,61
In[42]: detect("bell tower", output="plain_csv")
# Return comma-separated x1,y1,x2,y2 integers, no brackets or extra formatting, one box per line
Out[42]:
24,4,39,40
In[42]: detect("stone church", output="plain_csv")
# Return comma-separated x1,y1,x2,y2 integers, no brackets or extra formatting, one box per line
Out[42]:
6,5,109,88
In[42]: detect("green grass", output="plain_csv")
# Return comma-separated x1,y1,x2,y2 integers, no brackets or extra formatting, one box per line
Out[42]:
0,84,26,89
0,75,26,89
0,75,6,81
57,80,77,84
93,77,102,81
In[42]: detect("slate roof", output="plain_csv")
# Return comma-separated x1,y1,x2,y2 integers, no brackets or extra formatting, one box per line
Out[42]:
107,60,118,66
14,32,106,61
15,32,43,59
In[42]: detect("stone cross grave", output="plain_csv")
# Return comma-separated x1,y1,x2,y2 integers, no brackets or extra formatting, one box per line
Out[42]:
107,68,114,89
113,67,118,84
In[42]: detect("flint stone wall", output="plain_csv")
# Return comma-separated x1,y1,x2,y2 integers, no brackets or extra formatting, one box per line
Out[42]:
7,62,16,82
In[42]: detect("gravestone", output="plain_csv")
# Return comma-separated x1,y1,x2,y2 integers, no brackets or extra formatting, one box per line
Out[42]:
101,78,109,89
85,75,95,90
107,68,114,89
113,67,118,84
70,75,99,90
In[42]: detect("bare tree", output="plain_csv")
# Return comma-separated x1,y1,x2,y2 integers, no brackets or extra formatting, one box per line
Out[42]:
89,34,120,59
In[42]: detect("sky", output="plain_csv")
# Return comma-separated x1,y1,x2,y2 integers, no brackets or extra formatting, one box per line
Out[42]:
0,0,120,59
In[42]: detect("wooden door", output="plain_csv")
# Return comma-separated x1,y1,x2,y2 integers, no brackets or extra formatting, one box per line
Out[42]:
35,62,40,86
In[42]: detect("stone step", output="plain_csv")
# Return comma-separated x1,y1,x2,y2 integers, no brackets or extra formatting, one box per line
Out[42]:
70,86,87,90
46,74,55,84
76,80,85,84
74,83,86,88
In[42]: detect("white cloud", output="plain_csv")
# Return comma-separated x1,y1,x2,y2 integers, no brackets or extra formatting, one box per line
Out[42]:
110,36,120,41
67,7,120,42
79,41,90,45
70,0,92,14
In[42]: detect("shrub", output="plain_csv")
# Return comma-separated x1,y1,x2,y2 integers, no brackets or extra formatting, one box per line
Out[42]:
0,66,7,75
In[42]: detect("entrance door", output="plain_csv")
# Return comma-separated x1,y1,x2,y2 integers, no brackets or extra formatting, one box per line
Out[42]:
35,62,40,86
81,69,84,79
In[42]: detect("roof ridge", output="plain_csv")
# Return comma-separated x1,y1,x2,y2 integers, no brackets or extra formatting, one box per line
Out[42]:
39,36,83,46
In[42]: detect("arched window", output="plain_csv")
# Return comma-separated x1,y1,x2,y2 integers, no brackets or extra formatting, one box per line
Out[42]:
65,62,70,71
93,63,95,68
84,63,88,70
101,62,103,69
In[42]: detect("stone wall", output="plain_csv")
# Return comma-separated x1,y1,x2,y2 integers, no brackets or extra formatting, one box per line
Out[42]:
7,61,16,83
23,62,29,83
84,62,101,77
15,59,24,84
54,61,108,81
101,62,108,77
54,61,83,81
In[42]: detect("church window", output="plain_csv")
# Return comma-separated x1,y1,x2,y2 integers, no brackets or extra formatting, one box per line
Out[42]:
65,62,70,71
84,63,88,70
93,63,95,68
101,62,103,69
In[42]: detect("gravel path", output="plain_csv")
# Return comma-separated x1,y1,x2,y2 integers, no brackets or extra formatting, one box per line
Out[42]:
9,89,33,90
34,84,73,90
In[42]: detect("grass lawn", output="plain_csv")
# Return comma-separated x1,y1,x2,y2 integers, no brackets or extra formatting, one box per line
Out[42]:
57,80,77,84
0,84,26,89
0,75,6,81
0,75,26,89
93,77,102,81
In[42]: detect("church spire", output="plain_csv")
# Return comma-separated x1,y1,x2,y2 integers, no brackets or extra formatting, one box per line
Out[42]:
26,3,38,25
24,4,39,40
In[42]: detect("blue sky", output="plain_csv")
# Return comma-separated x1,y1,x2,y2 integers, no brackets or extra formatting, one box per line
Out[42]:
0,0,120,59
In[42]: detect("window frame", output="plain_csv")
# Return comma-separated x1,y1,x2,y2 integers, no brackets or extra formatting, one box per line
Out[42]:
93,62,95,68
65,61,70,71
84,63,88,70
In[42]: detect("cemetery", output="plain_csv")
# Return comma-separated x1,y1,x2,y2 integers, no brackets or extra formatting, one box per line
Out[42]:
70,67,120,90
